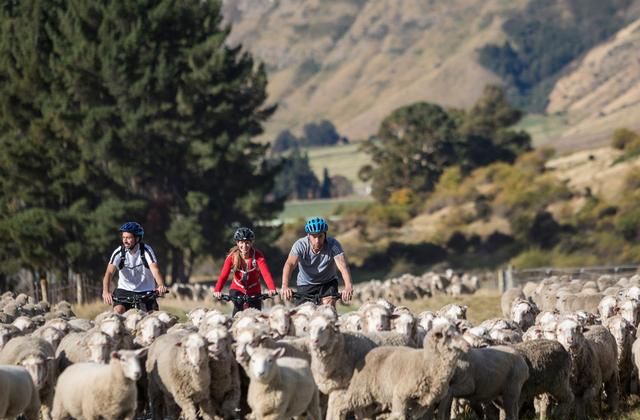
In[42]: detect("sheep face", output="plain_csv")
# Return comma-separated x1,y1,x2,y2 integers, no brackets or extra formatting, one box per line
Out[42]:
617,299,640,326
362,306,390,333
100,317,124,338
87,332,112,364
339,312,362,332
511,300,538,331
181,333,207,370
0,325,17,349
187,308,208,327
234,328,257,363
604,316,635,354
204,326,231,359
290,313,310,336
426,319,469,354
249,347,284,383
392,312,416,337
135,317,162,347
113,348,146,381
40,326,65,350
12,316,34,333
309,316,338,349
20,354,49,389
598,296,618,320
268,306,291,337
124,311,144,332
625,286,640,301
556,319,583,352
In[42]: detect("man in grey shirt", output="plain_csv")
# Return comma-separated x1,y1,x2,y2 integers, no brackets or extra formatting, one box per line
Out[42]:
281,217,353,306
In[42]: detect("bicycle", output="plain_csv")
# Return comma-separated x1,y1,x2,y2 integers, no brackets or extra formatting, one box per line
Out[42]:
217,292,278,310
111,290,164,311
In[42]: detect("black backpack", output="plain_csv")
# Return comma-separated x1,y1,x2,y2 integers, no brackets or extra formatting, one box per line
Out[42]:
118,242,150,270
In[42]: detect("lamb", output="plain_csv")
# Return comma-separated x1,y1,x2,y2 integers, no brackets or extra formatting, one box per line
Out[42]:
146,331,213,420
246,347,321,420
513,339,574,419
55,330,113,372
51,348,147,420
0,336,57,420
0,365,41,420
330,319,470,419
438,345,530,420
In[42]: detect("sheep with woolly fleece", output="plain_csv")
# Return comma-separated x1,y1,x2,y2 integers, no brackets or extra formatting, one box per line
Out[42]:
32,325,66,351
339,311,363,332
510,298,540,332
95,313,133,350
55,330,113,372
306,313,379,414
132,315,164,348
513,339,574,420
146,331,214,420
584,324,620,414
0,336,57,420
598,295,618,321
123,308,146,334
234,325,311,370
0,365,40,420
604,315,636,396
330,319,469,420
437,303,467,321
555,318,602,419
51,348,147,420
438,344,529,420
246,347,321,420
359,303,391,333
0,323,20,350
202,326,242,419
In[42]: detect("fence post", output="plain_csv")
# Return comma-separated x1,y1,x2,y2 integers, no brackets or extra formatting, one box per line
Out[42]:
506,265,514,290
498,269,505,293
76,273,84,305
40,276,48,303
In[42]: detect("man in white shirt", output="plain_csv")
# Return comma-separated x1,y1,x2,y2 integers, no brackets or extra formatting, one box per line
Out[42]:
102,221,167,313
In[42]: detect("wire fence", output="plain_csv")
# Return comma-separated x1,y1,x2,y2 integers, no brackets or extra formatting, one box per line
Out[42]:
499,264,640,291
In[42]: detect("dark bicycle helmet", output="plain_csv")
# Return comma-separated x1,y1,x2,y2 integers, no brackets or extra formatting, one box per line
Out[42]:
305,217,328,234
119,221,144,238
233,227,255,241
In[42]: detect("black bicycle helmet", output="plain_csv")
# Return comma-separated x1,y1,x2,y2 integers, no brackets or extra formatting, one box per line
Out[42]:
233,227,255,241
119,221,144,238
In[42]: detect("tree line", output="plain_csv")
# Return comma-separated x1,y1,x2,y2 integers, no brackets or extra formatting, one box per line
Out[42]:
0,0,282,288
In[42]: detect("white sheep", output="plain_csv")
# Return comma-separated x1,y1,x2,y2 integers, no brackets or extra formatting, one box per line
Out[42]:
51,348,147,420
330,319,469,419
202,326,241,418
55,330,113,372
246,347,321,420
0,364,41,420
146,331,213,420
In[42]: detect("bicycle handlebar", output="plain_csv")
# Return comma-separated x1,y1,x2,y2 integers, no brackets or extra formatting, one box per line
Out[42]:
217,292,278,304
112,290,162,305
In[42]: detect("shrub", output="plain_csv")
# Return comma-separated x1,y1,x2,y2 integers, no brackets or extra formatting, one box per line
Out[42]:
611,128,640,150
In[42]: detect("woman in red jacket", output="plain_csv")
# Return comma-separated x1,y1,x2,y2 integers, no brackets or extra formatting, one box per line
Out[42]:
213,227,277,315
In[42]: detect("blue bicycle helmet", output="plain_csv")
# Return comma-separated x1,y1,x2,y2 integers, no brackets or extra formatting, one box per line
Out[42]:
119,221,144,238
305,217,328,234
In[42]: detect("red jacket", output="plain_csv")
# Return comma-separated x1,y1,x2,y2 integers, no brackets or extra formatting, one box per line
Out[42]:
214,248,276,295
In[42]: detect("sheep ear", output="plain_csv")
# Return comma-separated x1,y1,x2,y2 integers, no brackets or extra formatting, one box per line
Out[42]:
390,314,400,320
273,347,286,358
135,347,149,359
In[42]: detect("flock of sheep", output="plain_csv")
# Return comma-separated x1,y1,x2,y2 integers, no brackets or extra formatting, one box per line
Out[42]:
170,270,481,305
0,270,640,419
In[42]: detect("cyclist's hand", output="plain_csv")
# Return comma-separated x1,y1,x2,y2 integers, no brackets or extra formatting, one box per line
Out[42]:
281,287,293,301
213,291,222,299
156,285,168,296
341,285,353,303
102,291,113,306
268,289,277,296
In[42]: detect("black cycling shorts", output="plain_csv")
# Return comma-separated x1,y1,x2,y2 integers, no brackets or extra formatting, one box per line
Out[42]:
295,278,339,305
229,289,262,316
112,288,158,312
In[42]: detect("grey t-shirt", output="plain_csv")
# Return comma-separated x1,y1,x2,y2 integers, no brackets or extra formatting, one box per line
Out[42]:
290,236,344,286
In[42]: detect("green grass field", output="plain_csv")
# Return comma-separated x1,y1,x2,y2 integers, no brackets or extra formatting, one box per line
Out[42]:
279,196,372,223
306,142,372,190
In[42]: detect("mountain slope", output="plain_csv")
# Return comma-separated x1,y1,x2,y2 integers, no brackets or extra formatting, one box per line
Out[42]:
223,0,527,140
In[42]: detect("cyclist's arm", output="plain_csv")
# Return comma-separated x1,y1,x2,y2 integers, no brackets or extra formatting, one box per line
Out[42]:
256,254,277,294
281,254,299,300
334,253,353,302
102,264,117,305
213,255,233,298
149,262,167,294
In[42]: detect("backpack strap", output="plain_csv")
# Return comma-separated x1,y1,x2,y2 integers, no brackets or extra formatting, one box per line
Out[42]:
139,242,150,269
118,242,150,270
